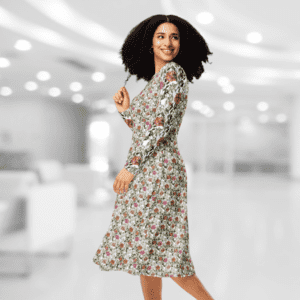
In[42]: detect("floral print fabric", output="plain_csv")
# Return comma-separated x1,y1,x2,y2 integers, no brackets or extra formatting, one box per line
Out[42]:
93,61,195,278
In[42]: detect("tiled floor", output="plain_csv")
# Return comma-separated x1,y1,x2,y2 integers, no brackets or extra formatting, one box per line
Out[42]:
1,173,300,300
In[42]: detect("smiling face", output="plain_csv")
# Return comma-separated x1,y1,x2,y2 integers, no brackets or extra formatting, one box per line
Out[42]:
151,22,180,73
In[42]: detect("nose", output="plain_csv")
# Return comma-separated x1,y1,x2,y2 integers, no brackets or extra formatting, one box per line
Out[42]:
164,40,174,48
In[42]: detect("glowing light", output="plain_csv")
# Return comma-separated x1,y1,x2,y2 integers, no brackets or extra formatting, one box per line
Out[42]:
199,104,211,115
0,86,13,96
191,100,204,110
72,93,84,103
90,121,110,139
217,76,230,86
24,81,38,91
223,101,235,111
69,81,82,92
48,87,61,97
275,113,287,123
246,32,263,44
92,72,106,82
37,71,51,81
257,102,269,112
14,39,32,51
222,85,235,94
196,12,214,25
0,57,10,68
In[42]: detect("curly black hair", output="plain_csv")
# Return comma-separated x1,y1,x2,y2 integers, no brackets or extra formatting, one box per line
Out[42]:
119,14,213,86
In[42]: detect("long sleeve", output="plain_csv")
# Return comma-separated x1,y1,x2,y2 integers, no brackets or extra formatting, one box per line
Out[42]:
118,105,134,131
123,63,186,176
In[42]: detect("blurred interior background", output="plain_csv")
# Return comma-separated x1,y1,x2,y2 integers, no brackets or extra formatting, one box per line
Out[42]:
0,0,300,299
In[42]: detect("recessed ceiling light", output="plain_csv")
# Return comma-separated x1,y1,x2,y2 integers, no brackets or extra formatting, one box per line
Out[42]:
37,71,51,81
0,57,10,68
14,39,32,51
70,82,82,92
48,87,61,97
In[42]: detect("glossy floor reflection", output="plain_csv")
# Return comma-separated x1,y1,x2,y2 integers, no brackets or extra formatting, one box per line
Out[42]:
1,174,300,300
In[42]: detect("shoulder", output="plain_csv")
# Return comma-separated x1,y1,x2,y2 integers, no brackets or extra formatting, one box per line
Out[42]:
161,61,186,83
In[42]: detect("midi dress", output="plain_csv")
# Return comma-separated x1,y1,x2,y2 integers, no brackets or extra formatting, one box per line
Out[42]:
93,61,196,278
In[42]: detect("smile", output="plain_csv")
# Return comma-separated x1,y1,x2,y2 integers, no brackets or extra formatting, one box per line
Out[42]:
162,49,173,54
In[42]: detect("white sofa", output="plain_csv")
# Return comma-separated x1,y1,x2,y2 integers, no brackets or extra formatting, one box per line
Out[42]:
0,160,77,276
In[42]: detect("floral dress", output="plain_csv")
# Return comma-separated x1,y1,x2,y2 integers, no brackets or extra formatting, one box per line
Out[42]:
93,61,196,278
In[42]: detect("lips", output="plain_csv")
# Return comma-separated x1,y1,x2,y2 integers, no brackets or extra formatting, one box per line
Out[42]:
161,49,173,54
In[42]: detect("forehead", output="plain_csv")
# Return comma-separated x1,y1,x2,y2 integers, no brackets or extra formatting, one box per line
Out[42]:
154,22,179,34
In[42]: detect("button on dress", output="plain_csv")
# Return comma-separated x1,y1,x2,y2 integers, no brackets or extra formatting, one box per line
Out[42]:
93,61,196,278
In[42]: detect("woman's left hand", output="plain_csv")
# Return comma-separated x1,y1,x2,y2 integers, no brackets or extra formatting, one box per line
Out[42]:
113,168,134,194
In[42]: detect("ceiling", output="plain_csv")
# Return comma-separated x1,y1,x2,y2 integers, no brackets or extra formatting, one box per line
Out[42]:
0,0,299,112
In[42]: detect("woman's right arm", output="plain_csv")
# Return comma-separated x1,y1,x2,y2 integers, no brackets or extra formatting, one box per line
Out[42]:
118,106,134,131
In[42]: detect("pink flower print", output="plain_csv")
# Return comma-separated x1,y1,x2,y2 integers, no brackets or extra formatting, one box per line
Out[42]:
177,151,180,155
134,203,138,207
179,250,182,254
116,235,119,239
106,252,110,256
151,225,156,230
158,241,162,246
160,81,164,89
143,187,147,191
135,237,139,241
153,171,157,175
163,258,168,262
172,176,176,181
146,121,149,125
164,159,168,163
163,201,167,205
174,234,177,237
146,105,149,109
140,250,145,255
181,209,185,213
115,205,118,209
133,264,137,268
148,124,152,130
170,275,174,277
125,219,129,223
132,107,135,110
147,266,151,270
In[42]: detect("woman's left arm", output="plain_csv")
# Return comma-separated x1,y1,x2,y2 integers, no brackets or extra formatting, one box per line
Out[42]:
122,63,186,177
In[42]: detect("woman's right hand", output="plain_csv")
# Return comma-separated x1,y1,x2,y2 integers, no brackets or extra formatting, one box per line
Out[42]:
113,87,130,112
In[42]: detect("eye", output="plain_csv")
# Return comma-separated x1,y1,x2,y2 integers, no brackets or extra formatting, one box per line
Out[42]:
158,35,179,40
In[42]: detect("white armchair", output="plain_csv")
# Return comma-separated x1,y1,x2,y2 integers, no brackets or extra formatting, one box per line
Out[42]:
0,160,77,277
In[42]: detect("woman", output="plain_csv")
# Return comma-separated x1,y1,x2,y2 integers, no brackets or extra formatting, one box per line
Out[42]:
93,14,214,299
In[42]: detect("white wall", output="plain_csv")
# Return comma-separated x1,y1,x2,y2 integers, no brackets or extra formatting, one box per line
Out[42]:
0,97,89,164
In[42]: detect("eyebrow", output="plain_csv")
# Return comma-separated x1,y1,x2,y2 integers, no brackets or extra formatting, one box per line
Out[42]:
156,32,179,35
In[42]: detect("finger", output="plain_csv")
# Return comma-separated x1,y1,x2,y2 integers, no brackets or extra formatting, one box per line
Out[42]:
113,96,122,104
113,181,117,193
116,179,121,195
121,182,126,194
124,183,129,193
113,180,119,193
116,93,123,102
